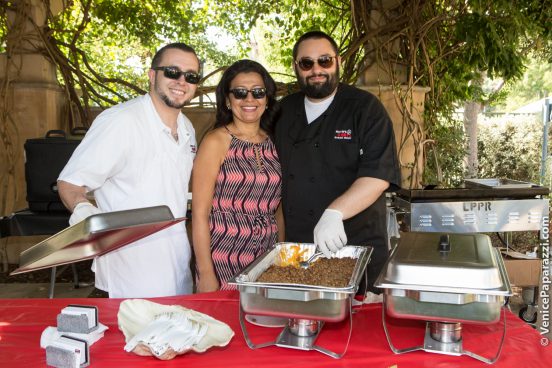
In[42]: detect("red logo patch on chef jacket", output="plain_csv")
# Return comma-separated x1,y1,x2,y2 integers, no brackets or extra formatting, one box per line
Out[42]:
334,129,352,140
190,145,197,153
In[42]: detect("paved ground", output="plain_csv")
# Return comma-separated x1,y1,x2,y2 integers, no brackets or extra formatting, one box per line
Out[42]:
0,260,99,298
0,282,95,298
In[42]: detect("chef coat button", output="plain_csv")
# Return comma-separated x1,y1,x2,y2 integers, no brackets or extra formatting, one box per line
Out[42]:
314,142,319,148
289,174,295,180
308,210,314,216
309,177,315,183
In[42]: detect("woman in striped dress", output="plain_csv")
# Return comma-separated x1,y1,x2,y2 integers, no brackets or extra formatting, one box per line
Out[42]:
192,60,283,292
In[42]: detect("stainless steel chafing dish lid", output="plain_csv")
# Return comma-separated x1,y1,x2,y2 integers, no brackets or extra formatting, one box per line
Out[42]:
11,205,185,275
375,232,511,295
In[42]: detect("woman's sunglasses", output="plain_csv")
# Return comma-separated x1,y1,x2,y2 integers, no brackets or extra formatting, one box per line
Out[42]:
295,55,337,71
152,66,200,84
229,87,267,99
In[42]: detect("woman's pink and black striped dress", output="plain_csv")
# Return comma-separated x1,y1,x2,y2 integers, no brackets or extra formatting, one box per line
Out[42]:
210,134,282,290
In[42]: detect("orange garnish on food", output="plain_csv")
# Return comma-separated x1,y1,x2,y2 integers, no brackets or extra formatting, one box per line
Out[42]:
278,245,307,268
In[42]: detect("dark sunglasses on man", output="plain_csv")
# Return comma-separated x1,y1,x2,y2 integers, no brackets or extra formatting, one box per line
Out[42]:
229,87,267,100
152,66,201,84
295,55,337,71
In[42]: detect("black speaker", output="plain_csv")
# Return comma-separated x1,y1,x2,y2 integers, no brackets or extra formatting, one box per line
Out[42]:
24,128,87,212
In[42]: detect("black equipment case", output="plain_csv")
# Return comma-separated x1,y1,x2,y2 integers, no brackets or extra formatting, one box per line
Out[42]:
24,128,87,212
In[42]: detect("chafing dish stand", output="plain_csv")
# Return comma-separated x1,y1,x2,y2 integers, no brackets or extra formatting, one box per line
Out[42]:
381,313,508,364
238,302,350,358
376,233,512,364
230,243,372,359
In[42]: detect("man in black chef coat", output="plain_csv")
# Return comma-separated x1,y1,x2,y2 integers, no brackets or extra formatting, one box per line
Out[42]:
275,31,401,294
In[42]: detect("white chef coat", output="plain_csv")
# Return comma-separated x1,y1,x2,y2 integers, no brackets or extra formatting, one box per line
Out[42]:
59,94,196,298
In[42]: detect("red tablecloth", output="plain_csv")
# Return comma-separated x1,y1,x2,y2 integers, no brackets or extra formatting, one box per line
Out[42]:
0,291,550,367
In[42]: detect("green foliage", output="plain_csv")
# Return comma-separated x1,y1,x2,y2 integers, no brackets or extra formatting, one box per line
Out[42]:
253,0,353,80
423,117,466,187
0,4,5,53
500,58,552,111
455,8,524,80
414,0,552,187
52,1,239,87
477,116,545,183
419,0,550,114
424,113,549,187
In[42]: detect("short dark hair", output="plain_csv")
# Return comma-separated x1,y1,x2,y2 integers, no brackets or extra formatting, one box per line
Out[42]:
292,31,339,60
151,42,199,69
214,60,279,136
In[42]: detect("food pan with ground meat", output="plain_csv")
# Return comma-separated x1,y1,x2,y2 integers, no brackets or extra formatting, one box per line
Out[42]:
257,257,357,287
228,243,372,322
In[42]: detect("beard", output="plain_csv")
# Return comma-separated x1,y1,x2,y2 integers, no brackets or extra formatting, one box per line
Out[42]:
158,92,187,109
297,66,339,99
154,76,188,109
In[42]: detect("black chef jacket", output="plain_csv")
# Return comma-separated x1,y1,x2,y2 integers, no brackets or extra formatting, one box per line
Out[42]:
275,83,401,293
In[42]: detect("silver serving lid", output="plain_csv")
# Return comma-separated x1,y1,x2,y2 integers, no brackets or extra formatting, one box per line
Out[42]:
464,178,535,189
376,232,509,293
11,205,185,275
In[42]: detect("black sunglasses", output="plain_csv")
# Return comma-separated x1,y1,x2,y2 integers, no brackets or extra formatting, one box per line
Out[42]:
152,66,200,84
229,87,267,100
295,55,337,71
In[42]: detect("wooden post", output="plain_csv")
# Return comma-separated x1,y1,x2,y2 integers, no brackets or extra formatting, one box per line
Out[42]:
0,0,67,215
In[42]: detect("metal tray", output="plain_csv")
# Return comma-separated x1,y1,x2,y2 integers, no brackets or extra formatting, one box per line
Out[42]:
379,233,505,290
375,233,512,324
464,178,535,189
11,205,185,275
228,243,372,322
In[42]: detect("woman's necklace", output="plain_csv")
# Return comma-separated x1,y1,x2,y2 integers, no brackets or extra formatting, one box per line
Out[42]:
230,123,264,143
229,124,266,172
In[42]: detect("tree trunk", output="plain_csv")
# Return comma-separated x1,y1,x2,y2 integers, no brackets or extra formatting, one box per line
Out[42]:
463,100,482,178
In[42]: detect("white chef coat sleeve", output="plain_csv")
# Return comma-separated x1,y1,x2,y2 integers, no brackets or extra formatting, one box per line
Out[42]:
59,109,130,191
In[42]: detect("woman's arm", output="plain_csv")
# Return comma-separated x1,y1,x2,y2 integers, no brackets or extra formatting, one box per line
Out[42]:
191,130,229,293
276,203,285,242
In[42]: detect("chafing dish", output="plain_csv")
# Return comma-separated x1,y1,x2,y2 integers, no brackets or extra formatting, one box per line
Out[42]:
229,242,372,359
375,232,512,364
231,243,371,321
376,232,511,323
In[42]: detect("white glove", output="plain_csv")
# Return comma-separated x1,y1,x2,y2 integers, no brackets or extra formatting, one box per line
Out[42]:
69,202,101,226
313,209,347,257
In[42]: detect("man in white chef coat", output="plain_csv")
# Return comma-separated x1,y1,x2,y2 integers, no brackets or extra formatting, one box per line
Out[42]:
58,43,200,298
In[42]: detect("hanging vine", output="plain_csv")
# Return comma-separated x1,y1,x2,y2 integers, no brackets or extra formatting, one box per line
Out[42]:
341,0,550,187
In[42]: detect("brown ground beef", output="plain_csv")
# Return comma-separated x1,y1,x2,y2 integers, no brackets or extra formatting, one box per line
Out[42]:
256,257,356,287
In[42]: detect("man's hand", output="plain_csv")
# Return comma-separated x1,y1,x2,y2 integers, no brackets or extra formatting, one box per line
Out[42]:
313,209,347,257
69,202,101,226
